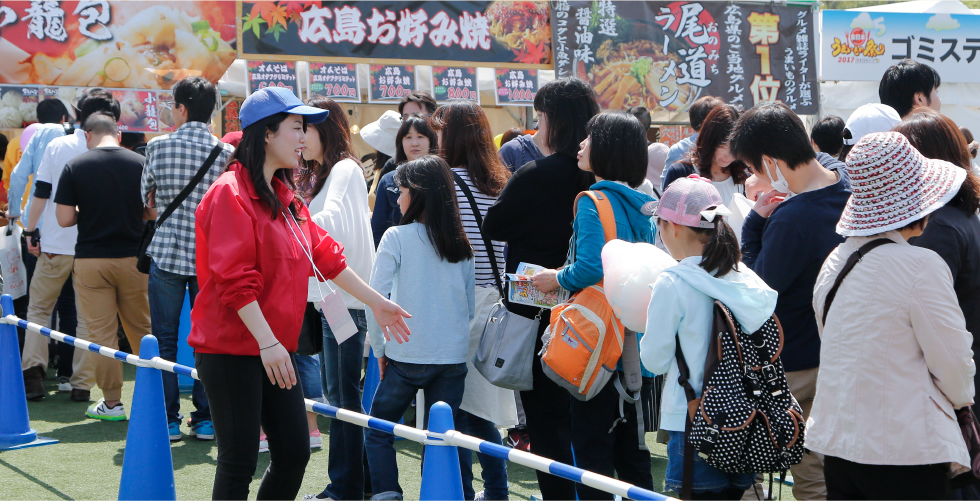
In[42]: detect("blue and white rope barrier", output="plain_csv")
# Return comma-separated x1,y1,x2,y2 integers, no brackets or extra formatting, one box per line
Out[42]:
3,314,674,501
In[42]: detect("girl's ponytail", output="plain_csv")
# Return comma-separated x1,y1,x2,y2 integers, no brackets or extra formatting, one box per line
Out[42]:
696,218,741,277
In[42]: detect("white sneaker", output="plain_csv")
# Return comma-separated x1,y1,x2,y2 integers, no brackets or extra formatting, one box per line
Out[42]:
86,398,127,421
310,431,322,449
259,434,269,453
57,376,71,393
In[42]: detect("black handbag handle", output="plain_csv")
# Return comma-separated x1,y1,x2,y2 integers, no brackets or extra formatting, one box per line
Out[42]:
821,238,894,326
155,143,224,227
452,171,504,296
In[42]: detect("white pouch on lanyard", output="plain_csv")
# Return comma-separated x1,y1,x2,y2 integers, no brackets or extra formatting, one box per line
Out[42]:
0,225,28,299
283,212,359,343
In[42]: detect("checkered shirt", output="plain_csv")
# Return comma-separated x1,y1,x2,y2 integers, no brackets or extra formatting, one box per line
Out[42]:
141,122,235,276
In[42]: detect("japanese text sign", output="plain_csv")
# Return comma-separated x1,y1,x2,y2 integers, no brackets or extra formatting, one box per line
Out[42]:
368,65,415,103
821,10,980,83
659,125,696,147
551,1,818,114
308,63,360,102
432,67,478,103
223,98,242,135
494,68,538,106
156,92,177,133
247,60,298,96
111,90,158,132
0,86,40,128
240,1,552,68
0,1,237,89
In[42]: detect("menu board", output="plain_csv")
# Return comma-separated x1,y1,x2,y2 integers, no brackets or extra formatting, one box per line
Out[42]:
308,63,360,102
494,69,538,106
223,98,243,135
368,65,416,103
111,90,159,132
246,60,299,96
432,67,479,103
0,86,40,128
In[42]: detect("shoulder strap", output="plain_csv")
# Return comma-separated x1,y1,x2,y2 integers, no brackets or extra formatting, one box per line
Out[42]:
821,238,895,326
574,190,617,242
452,171,503,296
156,143,224,227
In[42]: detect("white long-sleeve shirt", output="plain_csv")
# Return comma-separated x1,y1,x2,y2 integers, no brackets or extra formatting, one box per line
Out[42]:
307,158,375,310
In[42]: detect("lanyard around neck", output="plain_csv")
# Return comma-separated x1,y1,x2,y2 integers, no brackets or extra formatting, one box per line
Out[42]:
282,211,332,300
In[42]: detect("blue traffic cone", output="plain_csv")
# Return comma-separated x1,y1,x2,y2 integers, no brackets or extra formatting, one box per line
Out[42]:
419,401,464,501
118,335,176,501
0,294,57,450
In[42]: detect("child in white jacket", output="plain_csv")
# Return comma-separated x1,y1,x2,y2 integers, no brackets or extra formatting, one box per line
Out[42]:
639,176,777,499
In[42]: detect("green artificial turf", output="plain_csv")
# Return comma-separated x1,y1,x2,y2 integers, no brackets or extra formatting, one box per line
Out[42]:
0,365,794,500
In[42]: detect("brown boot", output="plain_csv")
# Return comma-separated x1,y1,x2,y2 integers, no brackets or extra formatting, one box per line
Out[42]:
23,365,46,401
70,389,91,402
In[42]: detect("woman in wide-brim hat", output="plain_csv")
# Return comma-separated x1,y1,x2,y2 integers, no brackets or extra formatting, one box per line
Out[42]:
809,131,975,500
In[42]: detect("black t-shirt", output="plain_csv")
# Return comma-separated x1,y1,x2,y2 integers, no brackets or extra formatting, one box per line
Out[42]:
54,146,145,259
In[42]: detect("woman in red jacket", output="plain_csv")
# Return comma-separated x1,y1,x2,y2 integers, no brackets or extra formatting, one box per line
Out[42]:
190,87,411,500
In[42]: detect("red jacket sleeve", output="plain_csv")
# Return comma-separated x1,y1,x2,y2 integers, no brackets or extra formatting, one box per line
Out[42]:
306,206,347,280
199,181,264,310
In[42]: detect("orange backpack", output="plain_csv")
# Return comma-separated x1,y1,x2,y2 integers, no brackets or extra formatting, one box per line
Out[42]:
541,190,625,401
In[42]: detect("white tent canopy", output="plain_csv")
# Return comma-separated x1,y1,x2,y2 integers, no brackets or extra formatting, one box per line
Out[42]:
819,0,980,137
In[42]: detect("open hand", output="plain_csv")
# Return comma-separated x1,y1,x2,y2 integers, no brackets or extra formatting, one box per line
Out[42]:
372,297,412,344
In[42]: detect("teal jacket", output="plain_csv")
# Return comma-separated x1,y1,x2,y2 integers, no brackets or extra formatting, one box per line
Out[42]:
557,180,657,377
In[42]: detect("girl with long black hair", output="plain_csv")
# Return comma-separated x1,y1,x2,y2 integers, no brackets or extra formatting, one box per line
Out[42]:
190,88,411,500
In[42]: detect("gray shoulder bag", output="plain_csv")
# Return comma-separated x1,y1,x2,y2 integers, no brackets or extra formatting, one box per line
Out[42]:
453,172,542,391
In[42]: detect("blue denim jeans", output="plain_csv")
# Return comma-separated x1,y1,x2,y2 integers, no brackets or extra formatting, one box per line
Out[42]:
365,360,467,500
148,260,209,424
665,431,755,494
294,354,324,402
457,410,509,500
316,309,368,500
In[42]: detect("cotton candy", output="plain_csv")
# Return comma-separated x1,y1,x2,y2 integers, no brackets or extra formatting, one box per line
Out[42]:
601,239,677,332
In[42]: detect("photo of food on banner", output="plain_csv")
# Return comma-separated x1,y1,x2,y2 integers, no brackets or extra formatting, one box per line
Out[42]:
552,1,816,114
156,92,177,133
0,86,40,128
0,1,237,89
110,90,159,132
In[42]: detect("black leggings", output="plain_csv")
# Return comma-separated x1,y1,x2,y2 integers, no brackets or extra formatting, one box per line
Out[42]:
196,353,310,500
824,455,951,500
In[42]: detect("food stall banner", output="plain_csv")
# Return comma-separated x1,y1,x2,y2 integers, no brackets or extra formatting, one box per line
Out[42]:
821,10,980,83
659,125,696,147
494,68,538,106
0,1,237,89
239,1,552,68
223,98,243,135
368,65,415,103
552,1,818,114
156,91,177,133
432,66,478,103
0,86,40,128
247,60,298,95
308,63,360,102
111,90,158,132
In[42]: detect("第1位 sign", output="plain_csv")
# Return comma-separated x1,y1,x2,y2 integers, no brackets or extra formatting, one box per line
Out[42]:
551,1,818,114
369,65,415,103
495,69,538,106
247,61,298,95
309,63,360,102
821,10,980,83
432,67,478,103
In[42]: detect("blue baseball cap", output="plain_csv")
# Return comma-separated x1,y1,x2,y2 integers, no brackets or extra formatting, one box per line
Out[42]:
239,87,329,130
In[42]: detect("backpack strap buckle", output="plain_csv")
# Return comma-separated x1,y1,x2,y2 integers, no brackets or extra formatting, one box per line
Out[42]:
761,363,778,384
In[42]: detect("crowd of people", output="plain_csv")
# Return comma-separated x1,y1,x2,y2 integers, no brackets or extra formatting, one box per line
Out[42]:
2,56,980,501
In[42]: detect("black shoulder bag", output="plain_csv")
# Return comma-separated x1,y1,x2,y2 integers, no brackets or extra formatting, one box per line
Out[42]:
137,144,224,274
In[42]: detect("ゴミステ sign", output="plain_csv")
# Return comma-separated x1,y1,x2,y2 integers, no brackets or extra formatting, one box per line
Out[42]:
247,60,298,95
821,10,980,83
239,1,552,68
494,69,538,106
369,65,415,103
308,63,360,102
432,67,478,103
551,1,818,114
0,1,237,89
